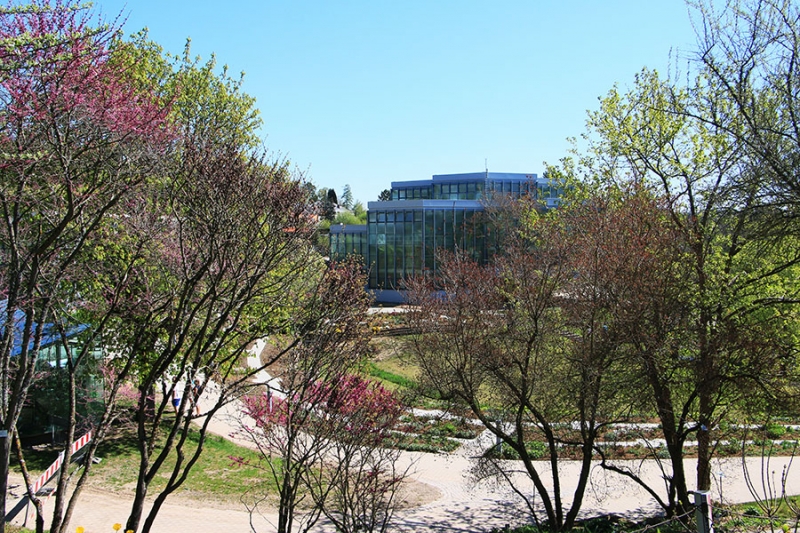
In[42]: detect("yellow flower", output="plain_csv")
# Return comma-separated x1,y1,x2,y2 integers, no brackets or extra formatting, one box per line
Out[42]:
127,530,134,533
76,527,85,533
113,524,122,531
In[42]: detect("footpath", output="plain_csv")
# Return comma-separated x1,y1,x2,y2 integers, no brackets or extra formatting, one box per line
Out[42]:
7,349,800,532
10,403,800,533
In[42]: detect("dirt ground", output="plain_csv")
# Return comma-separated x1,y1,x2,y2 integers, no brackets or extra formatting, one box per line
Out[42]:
9,356,800,533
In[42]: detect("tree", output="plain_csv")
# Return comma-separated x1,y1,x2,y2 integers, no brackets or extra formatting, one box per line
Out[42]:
307,376,406,533
327,187,338,207
104,40,314,533
235,260,408,533
19,24,290,533
405,192,650,532
562,64,800,514
340,184,354,210
0,2,173,532
377,189,392,202
555,177,699,518
352,200,367,223
333,211,362,226
688,0,800,226
117,143,322,533
317,187,336,221
240,372,407,533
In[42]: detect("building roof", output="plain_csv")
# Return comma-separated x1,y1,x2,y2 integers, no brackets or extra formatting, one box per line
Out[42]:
0,300,89,357
391,171,540,190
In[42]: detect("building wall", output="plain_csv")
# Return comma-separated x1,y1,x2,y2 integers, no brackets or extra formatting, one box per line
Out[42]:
329,171,558,303
366,203,488,290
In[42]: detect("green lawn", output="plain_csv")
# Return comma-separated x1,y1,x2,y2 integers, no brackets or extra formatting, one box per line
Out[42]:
367,337,420,391
15,423,272,505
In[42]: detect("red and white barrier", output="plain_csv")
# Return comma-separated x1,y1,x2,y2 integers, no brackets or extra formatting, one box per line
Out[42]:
30,431,92,494
70,431,91,455
31,453,62,494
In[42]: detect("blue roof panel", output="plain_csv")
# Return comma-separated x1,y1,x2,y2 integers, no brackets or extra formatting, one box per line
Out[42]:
0,300,89,357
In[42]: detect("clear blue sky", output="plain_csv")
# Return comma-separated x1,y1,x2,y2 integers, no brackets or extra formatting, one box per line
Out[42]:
97,1,701,205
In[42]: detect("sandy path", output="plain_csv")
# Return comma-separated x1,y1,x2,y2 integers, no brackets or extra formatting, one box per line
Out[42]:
10,450,799,533
8,386,800,532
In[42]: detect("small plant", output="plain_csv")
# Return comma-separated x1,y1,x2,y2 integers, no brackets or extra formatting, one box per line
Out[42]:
656,446,671,459
766,424,787,440
487,441,548,460
526,440,547,459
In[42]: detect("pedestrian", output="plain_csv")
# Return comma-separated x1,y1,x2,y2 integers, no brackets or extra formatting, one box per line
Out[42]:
172,387,181,413
192,379,201,416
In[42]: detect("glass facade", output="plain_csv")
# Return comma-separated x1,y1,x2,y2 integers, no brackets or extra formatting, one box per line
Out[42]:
364,205,488,290
329,224,368,260
329,172,558,302
392,186,432,200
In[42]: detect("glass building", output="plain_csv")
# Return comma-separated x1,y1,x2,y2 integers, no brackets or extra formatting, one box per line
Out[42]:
1,300,105,443
329,172,561,303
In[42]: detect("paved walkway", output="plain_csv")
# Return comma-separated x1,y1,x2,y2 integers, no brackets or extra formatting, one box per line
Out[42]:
7,364,800,532
10,418,800,533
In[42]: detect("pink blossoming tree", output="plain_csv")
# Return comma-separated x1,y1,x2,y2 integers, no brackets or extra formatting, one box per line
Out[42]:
236,263,409,533
0,2,172,532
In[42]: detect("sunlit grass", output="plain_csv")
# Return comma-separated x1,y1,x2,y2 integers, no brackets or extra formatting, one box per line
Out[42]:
15,421,272,505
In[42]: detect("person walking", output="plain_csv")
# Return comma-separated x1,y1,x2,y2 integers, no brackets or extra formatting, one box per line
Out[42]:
172,387,181,413
192,379,201,416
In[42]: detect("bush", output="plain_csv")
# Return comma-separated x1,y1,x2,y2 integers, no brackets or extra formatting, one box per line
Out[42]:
526,440,547,459
766,424,787,440
488,441,548,460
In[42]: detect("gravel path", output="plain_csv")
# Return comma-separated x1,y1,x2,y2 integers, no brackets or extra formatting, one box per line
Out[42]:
8,380,800,532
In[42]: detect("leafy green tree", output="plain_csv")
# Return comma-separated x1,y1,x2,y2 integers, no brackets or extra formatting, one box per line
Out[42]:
563,66,800,514
333,211,362,226
352,200,367,223
340,184,354,210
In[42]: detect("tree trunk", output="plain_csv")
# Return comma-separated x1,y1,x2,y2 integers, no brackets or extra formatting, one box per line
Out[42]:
13,432,45,533
126,471,149,533
644,353,692,515
563,432,596,530
696,391,714,491
126,416,152,533
0,428,11,533
49,366,79,533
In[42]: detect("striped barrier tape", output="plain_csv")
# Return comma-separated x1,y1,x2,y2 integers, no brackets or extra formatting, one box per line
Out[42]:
30,431,92,494
30,453,62,494
70,431,91,454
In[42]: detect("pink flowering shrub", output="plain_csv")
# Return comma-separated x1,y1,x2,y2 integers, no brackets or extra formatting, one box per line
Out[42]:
239,375,407,533
242,374,402,446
